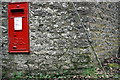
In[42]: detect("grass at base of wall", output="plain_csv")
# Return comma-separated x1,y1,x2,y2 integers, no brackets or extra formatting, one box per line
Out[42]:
2,66,119,80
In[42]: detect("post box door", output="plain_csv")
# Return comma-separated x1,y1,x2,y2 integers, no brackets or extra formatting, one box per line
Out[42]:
8,2,29,53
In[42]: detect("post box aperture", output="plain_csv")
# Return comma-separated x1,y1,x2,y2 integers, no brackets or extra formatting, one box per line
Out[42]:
8,2,30,53
11,9,24,13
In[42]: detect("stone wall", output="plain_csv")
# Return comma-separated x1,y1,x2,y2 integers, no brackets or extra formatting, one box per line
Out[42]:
0,1,2,79
1,0,120,2
1,2,119,78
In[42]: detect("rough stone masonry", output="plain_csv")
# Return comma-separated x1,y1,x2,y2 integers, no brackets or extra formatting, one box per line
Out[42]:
0,1,119,78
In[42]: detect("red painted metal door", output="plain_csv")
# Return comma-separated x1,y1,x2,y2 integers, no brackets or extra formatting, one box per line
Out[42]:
8,2,29,53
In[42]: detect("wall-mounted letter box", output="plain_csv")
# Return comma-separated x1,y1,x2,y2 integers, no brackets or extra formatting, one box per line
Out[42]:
8,2,29,53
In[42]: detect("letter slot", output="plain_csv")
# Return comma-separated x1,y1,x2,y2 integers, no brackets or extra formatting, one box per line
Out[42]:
11,9,24,13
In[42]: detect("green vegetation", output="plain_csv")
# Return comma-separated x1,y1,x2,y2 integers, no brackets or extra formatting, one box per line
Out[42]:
10,67,119,79
108,63,120,69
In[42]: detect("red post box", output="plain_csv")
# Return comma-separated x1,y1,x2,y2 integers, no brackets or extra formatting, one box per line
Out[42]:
8,2,30,53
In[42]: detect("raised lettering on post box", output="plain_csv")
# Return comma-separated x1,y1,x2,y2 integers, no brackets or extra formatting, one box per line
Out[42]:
8,2,29,53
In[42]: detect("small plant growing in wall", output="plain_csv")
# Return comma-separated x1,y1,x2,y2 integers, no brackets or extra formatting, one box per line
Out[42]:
13,72,23,79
